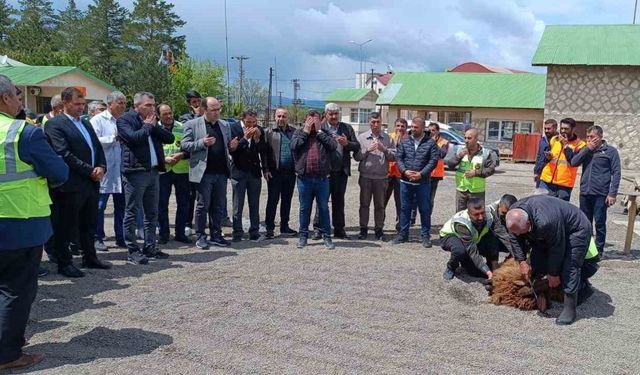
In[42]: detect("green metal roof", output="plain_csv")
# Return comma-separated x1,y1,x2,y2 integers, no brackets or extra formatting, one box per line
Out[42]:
532,25,640,66
0,65,117,91
325,88,371,102
376,72,546,109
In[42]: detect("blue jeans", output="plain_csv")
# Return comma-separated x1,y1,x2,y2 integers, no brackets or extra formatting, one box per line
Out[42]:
298,176,331,239
159,171,190,238
539,180,572,201
195,173,228,239
123,170,160,253
96,193,125,242
580,194,608,255
399,181,431,238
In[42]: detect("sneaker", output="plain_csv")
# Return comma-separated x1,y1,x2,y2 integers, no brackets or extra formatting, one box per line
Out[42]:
38,266,49,277
323,238,335,250
443,268,455,281
391,235,408,245
232,234,243,242
209,236,231,247
422,237,433,248
127,251,149,265
184,226,193,237
265,231,275,240
280,227,298,236
94,239,108,252
196,236,209,250
374,229,385,241
145,249,169,259
249,233,262,242
311,230,322,240
173,235,192,244
297,237,307,249
357,229,368,240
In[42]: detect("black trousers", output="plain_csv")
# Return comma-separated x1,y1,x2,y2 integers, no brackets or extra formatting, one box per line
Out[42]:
384,176,401,231
265,170,297,232
158,171,190,238
51,189,99,268
0,246,41,364
530,238,588,296
314,171,348,234
441,232,500,277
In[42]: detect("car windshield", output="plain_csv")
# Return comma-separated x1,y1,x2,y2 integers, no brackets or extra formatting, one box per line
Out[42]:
440,129,464,143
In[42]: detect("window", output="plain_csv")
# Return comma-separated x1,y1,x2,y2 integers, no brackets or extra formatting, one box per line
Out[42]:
486,120,534,142
445,111,471,124
350,108,372,125
350,108,359,123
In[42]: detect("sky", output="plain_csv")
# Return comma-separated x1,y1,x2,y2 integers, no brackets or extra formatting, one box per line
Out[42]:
15,0,639,100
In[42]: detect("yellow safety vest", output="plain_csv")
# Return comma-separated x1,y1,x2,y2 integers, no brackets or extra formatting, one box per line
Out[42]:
162,121,189,174
586,237,598,259
439,209,494,243
0,117,52,219
455,147,490,193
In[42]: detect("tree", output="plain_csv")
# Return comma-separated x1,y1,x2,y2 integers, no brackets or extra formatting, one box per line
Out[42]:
83,0,129,86
7,0,58,64
121,53,171,104
170,58,225,116
0,0,16,45
240,79,269,111
123,0,186,58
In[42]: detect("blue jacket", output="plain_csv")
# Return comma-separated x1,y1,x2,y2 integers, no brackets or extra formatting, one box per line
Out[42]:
570,141,621,197
0,124,69,251
396,134,438,183
116,109,175,173
533,135,551,175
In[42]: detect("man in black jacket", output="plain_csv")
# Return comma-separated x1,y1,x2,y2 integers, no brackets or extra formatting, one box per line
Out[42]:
264,107,297,239
117,92,175,265
291,110,338,249
392,117,439,248
45,87,111,277
571,125,621,256
506,195,600,325
312,103,360,239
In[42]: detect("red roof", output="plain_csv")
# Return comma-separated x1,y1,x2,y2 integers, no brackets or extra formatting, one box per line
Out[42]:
448,62,530,74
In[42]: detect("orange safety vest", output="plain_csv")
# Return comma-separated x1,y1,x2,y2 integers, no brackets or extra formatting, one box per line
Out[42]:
430,136,449,178
388,130,404,178
540,135,586,188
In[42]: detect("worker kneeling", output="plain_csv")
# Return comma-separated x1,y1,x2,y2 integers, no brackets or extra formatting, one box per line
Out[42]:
505,195,600,326
440,198,503,281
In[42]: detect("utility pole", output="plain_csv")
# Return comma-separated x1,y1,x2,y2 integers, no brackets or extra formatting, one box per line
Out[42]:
292,79,301,125
278,91,283,107
266,67,273,127
635,0,638,24
370,68,375,91
232,55,249,104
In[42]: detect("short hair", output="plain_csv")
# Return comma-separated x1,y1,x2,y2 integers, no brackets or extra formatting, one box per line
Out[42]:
0,74,14,96
275,107,288,113
241,108,258,118
106,91,126,104
50,94,63,108
306,109,320,118
412,117,425,126
369,112,380,120
587,125,603,137
560,117,576,128
61,87,84,102
185,90,201,101
324,102,340,112
157,103,172,113
88,100,106,113
133,91,155,105
428,122,440,130
467,197,485,210
544,118,557,127
395,118,408,126
499,194,518,208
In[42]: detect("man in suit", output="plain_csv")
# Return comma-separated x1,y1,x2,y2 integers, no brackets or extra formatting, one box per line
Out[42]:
312,102,360,239
117,92,175,265
181,97,233,249
45,87,111,278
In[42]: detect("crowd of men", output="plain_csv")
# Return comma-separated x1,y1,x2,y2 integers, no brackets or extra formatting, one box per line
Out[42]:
0,72,623,369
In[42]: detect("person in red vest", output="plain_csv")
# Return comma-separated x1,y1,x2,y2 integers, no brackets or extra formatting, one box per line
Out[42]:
428,122,449,212
385,118,408,233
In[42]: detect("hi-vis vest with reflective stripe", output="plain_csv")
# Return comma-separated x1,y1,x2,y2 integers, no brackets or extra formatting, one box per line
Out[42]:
586,237,598,259
0,118,52,219
439,209,494,243
455,147,490,193
162,121,188,174
540,135,585,188
431,136,448,178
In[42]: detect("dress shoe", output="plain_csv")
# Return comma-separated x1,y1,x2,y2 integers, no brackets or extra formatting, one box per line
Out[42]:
58,264,85,278
374,229,385,241
357,228,368,240
280,227,298,236
249,233,262,242
82,258,112,269
232,234,243,242
391,235,408,245
222,217,233,227
69,242,81,256
334,231,349,240
209,236,231,247
0,352,45,371
145,249,169,259
128,251,149,265
115,240,127,248
94,239,108,252
264,231,275,240
157,236,169,245
38,266,49,277
173,235,192,244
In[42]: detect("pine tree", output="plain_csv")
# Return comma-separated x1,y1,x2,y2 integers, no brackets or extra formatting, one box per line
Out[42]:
55,0,84,53
123,0,186,58
0,0,16,45
7,0,58,64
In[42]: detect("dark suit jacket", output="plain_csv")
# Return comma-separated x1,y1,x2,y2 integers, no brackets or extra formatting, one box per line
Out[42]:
44,114,107,193
319,121,360,176
117,109,175,173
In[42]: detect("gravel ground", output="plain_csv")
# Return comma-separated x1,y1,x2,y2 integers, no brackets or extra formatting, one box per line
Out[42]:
20,162,640,374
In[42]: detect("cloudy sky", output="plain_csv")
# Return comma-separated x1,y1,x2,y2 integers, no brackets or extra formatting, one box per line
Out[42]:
25,0,638,99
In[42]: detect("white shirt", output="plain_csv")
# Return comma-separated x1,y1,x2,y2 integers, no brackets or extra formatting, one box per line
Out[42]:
91,110,122,194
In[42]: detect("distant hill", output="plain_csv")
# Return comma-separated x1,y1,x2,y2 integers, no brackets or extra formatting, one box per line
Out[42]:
271,96,325,109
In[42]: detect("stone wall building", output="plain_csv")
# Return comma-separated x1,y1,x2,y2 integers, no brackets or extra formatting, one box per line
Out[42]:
532,25,640,169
